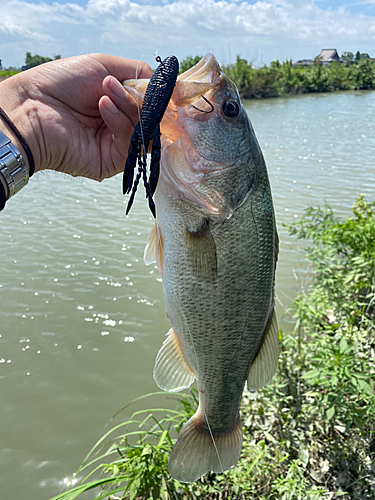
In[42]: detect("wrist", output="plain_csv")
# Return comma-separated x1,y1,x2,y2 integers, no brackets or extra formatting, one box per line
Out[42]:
0,73,42,174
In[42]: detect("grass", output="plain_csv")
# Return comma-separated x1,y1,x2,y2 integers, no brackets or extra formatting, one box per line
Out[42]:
0,70,20,78
50,195,375,500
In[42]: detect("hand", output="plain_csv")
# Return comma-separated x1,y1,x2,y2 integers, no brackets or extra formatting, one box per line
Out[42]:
0,54,152,181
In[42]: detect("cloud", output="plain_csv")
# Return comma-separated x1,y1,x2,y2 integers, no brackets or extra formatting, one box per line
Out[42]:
1,0,375,68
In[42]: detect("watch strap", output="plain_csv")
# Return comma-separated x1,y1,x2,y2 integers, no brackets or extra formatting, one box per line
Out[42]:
0,175,5,210
0,129,29,203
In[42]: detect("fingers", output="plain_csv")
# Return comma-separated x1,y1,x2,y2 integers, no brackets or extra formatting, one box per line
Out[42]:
103,75,140,128
89,53,152,81
99,76,140,177
99,98,132,170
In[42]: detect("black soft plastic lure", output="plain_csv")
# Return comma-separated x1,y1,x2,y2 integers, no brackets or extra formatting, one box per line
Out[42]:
123,55,179,217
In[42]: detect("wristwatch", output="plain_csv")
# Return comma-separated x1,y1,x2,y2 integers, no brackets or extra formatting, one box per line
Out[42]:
0,129,29,210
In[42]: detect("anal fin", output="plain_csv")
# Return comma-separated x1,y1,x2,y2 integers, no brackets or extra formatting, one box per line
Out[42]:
247,310,279,391
154,328,195,392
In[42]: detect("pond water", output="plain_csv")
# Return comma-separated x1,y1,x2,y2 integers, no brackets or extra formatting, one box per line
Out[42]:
1,90,375,500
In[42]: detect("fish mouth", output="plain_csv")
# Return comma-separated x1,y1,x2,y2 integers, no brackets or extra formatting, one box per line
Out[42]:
178,54,221,83
122,53,222,108
170,54,222,108
123,54,243,218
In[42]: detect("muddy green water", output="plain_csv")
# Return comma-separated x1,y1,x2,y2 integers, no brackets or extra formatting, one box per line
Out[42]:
1,90,375,499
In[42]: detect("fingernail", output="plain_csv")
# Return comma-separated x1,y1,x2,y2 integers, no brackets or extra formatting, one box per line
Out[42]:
104,98,118,115
109,76,126,99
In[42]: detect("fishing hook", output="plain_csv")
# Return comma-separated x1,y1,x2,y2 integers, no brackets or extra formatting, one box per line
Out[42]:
191,95,215,114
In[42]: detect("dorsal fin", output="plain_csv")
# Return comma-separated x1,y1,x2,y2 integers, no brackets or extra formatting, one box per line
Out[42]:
247,310,278,391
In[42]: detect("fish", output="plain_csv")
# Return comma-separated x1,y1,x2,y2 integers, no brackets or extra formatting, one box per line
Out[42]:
123,53,279,483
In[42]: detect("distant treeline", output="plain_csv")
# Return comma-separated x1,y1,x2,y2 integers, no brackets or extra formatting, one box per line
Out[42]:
0,52,61,74
3,53,375,99
181,55,375,99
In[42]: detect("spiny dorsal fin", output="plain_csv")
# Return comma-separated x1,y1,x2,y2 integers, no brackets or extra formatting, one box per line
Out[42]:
153,328,195,392
247,310,279,391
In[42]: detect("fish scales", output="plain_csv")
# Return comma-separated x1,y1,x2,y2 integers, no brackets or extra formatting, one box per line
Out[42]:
123,53,279,483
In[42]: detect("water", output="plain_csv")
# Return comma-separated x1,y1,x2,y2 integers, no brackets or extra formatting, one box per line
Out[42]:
1,90,374,499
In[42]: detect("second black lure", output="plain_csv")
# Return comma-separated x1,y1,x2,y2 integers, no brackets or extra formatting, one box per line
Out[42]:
123,55,179,217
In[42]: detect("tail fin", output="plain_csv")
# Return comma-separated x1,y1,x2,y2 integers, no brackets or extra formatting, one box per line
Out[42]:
168,409,242,483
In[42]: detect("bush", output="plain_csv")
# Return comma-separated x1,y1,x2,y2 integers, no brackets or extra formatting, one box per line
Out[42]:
51,196,375,500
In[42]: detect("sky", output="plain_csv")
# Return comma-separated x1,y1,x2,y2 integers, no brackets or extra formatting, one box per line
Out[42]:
1,0,375,69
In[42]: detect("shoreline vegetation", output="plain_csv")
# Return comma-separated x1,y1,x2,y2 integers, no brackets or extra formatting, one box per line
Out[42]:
183,54,375,99
50,195,375,500
2,53,375,98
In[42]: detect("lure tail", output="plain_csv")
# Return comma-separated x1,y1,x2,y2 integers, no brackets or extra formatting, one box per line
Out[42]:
168,404,243,483
149,126,161,196
123,124,141,195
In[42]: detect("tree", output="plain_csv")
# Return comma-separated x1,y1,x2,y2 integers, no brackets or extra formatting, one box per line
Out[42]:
25,52,61,68
341,51,354,64
349,58,375,89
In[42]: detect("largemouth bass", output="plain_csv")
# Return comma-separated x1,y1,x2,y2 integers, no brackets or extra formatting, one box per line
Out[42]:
123,54,279,483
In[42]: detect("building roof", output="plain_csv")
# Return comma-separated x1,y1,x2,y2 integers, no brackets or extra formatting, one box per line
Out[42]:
318,49,340,62
293,59,313,66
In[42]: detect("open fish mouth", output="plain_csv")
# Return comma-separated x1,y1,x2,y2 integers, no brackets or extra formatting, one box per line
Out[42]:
170,54,222,108
123,54,222,105
123,54,247,217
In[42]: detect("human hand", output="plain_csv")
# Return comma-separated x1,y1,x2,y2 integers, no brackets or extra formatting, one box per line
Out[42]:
0,54,152,181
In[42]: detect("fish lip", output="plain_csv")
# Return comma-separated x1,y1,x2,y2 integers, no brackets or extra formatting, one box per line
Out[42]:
178,54,222,84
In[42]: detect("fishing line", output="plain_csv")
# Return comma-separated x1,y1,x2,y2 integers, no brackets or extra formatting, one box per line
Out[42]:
173,290,223,472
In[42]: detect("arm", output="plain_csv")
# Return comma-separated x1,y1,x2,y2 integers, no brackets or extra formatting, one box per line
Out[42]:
0,53,152,188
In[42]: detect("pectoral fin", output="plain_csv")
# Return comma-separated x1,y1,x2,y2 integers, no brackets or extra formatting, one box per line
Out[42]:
154,328,195,392
143,223,164,275
186,219,217,277
247,310,279,391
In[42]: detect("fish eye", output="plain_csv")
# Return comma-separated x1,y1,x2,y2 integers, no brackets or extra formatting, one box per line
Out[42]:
222,100,240,118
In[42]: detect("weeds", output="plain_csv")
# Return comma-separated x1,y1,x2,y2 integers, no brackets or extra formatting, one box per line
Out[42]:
0,70,20,78
51,196,375,500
